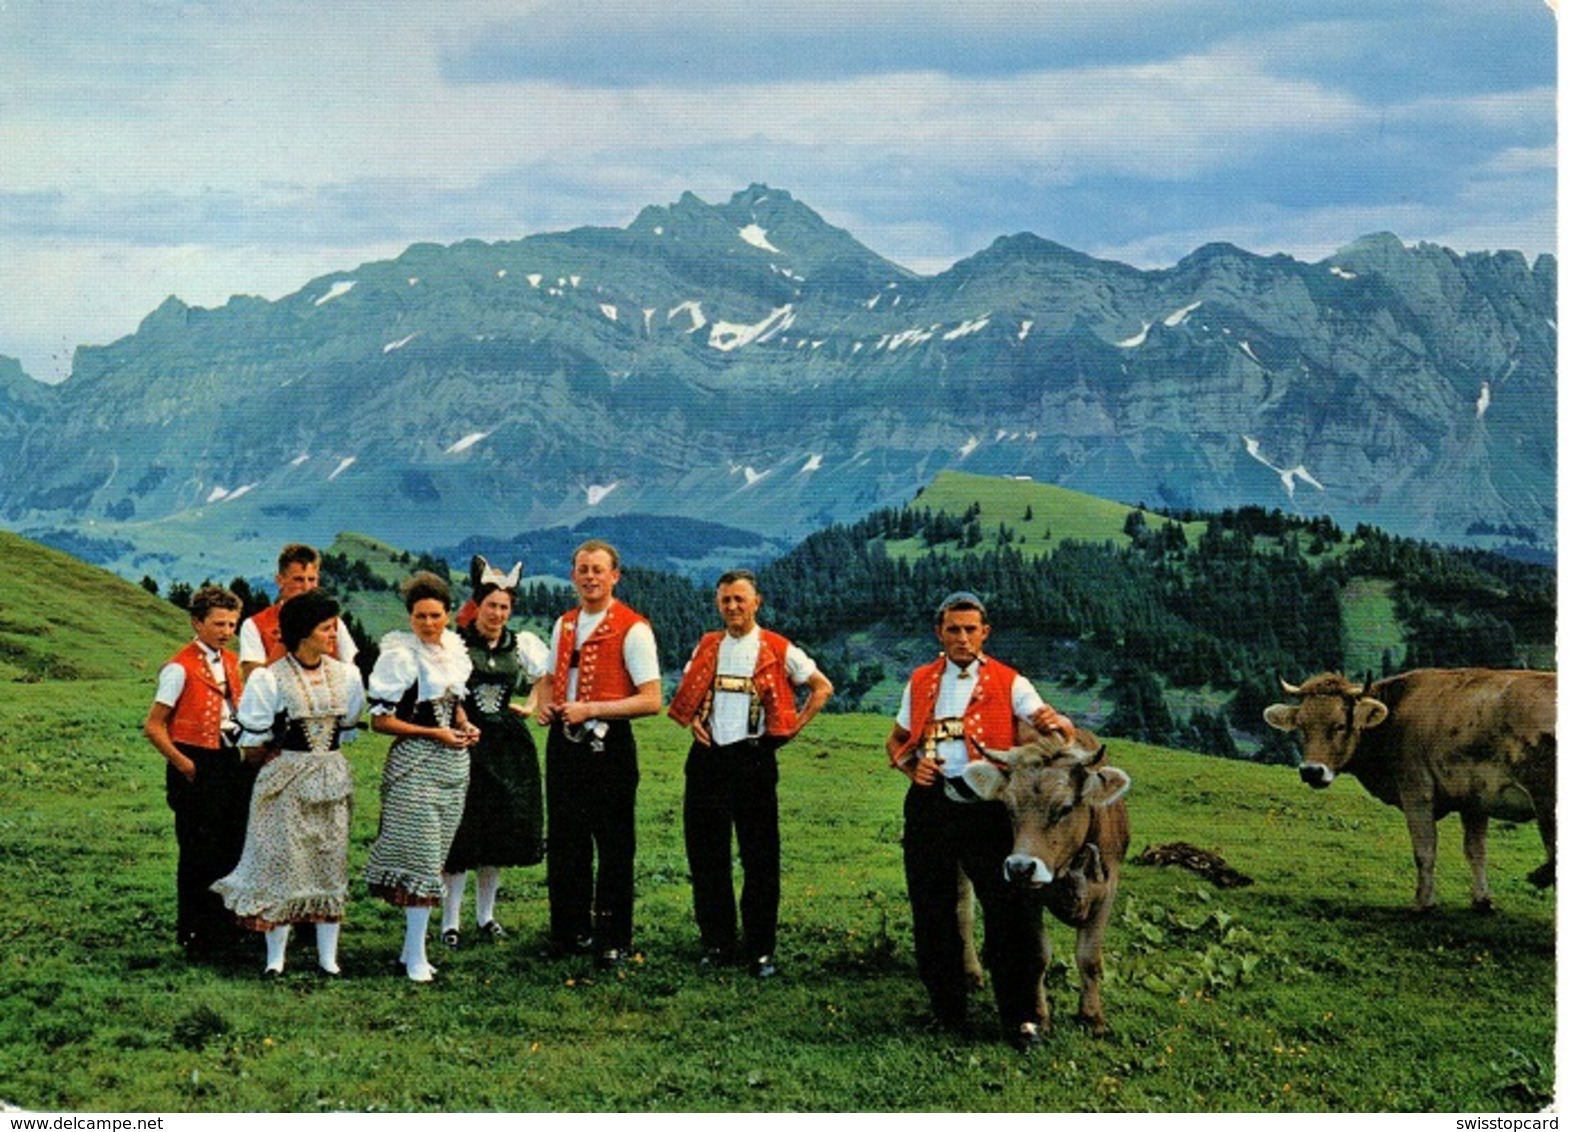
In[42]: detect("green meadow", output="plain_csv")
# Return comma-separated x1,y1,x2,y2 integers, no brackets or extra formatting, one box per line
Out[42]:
0,681,1554,1112
0,529,1554,1111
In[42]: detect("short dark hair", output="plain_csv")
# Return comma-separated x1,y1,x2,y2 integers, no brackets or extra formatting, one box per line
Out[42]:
401,571,452,611
716,569,759,591
572,539,620,571
278,589,340,652
276,543,321,573
188,585,242,623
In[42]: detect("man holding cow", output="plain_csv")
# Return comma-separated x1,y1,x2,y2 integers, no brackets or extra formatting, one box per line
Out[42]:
885,590,1079,1047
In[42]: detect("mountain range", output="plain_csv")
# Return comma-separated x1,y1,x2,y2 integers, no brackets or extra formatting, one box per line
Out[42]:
0,184,1554,584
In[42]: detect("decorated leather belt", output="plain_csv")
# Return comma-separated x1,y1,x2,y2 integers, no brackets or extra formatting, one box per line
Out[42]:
920,716,966,754
712,674,756,695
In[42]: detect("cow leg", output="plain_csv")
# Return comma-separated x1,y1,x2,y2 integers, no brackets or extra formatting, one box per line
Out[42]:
1528,805,1556,888
1403,802,1439,911
1073,881,1116,1037
1525,764,1556,889
1460,810,1493,913
957,870,985,990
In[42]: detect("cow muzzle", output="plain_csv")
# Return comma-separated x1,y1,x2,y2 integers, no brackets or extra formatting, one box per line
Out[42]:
1004,854,1052,887
1299,763,1335,789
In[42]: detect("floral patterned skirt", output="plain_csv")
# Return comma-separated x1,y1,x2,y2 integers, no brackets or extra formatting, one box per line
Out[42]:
212,748,352,930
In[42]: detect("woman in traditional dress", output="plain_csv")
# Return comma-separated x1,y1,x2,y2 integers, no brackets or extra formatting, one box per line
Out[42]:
439,557,550,947
364,572,478,982
213,589,366,978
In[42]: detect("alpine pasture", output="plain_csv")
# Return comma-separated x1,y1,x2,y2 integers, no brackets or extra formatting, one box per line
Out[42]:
0,533,1553,1112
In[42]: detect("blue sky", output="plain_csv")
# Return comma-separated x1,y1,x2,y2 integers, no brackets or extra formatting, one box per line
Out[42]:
0,1,1556,383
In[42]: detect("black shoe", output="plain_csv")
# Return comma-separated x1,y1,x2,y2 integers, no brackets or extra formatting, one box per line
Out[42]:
752,954,778,979
1012,1022,1044,1053
699,947,732,970
261,966,284,981
478,920,509,941
440,928,461,949
595,947,625,971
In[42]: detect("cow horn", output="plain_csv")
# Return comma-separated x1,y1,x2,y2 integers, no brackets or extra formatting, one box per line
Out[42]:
1358,670,1377,698
1278,673,1303,696
982,745,1019,767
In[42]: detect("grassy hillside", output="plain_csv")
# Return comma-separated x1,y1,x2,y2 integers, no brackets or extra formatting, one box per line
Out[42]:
0,530,191,681
887,470,1206,557
0,532,1552,1112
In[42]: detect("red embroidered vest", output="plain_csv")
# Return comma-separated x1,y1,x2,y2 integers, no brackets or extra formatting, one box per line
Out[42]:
250,601,347,665
668,629,800,738
891,654,1020,766
552,600,647,703
167,642,242,749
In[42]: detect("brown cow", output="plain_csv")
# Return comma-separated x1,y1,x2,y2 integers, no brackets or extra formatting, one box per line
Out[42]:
1264,669,1555,912
961,730,1129,1042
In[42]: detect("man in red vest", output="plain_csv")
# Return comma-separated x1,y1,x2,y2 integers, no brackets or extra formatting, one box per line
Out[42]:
143,584,250,958
669,569,833,978
536,540,662,969
238,543,358,681
884,591,1074,1037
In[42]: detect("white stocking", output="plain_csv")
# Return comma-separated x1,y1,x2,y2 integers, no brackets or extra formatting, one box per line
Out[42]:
315,921,341,974
402,906,434,980
440,871,467,933
475,867,501,927
264,925,291,973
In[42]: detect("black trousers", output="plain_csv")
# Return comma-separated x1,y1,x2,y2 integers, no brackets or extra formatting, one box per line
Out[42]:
902,781,1045,1029
545,721,639,952
682,740,781,958
164,743,255,952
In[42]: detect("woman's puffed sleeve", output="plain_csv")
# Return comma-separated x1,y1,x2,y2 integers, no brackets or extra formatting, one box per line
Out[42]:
236,667,282,747
367,641,416,716
516,630,550,684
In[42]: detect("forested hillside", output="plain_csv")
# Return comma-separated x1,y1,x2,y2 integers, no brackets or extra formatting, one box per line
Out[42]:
145,475,1554,766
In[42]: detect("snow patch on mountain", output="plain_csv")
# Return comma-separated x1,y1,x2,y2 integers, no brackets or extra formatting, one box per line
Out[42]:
328,457,356,482
1243,436,1324,499
600,304,618,322
527,274,543,288
1117,323,1151,348
384,332,419,354
739,224,780,253
1164,300,1202,327
314,280,356,306
207,483,259,504
801,454,823,474
290,454,310,467
1476,381,1491,418
670,301,707,332
1330,265,1358,280
943,316,991,341
1240,341,1261,365
742,466,768,486
959,436,980,458
586,482,618,506
1019,320,1034,341
709,306,795,352
445,432,490,455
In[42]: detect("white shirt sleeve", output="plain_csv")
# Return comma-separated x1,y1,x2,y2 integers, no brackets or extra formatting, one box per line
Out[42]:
237,618,265,665
153,662,187,708
895,682,914,732
545,617,565,674
622,620,661,687
1011,674,1046,721
335,617,359,667
783,643,819,685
